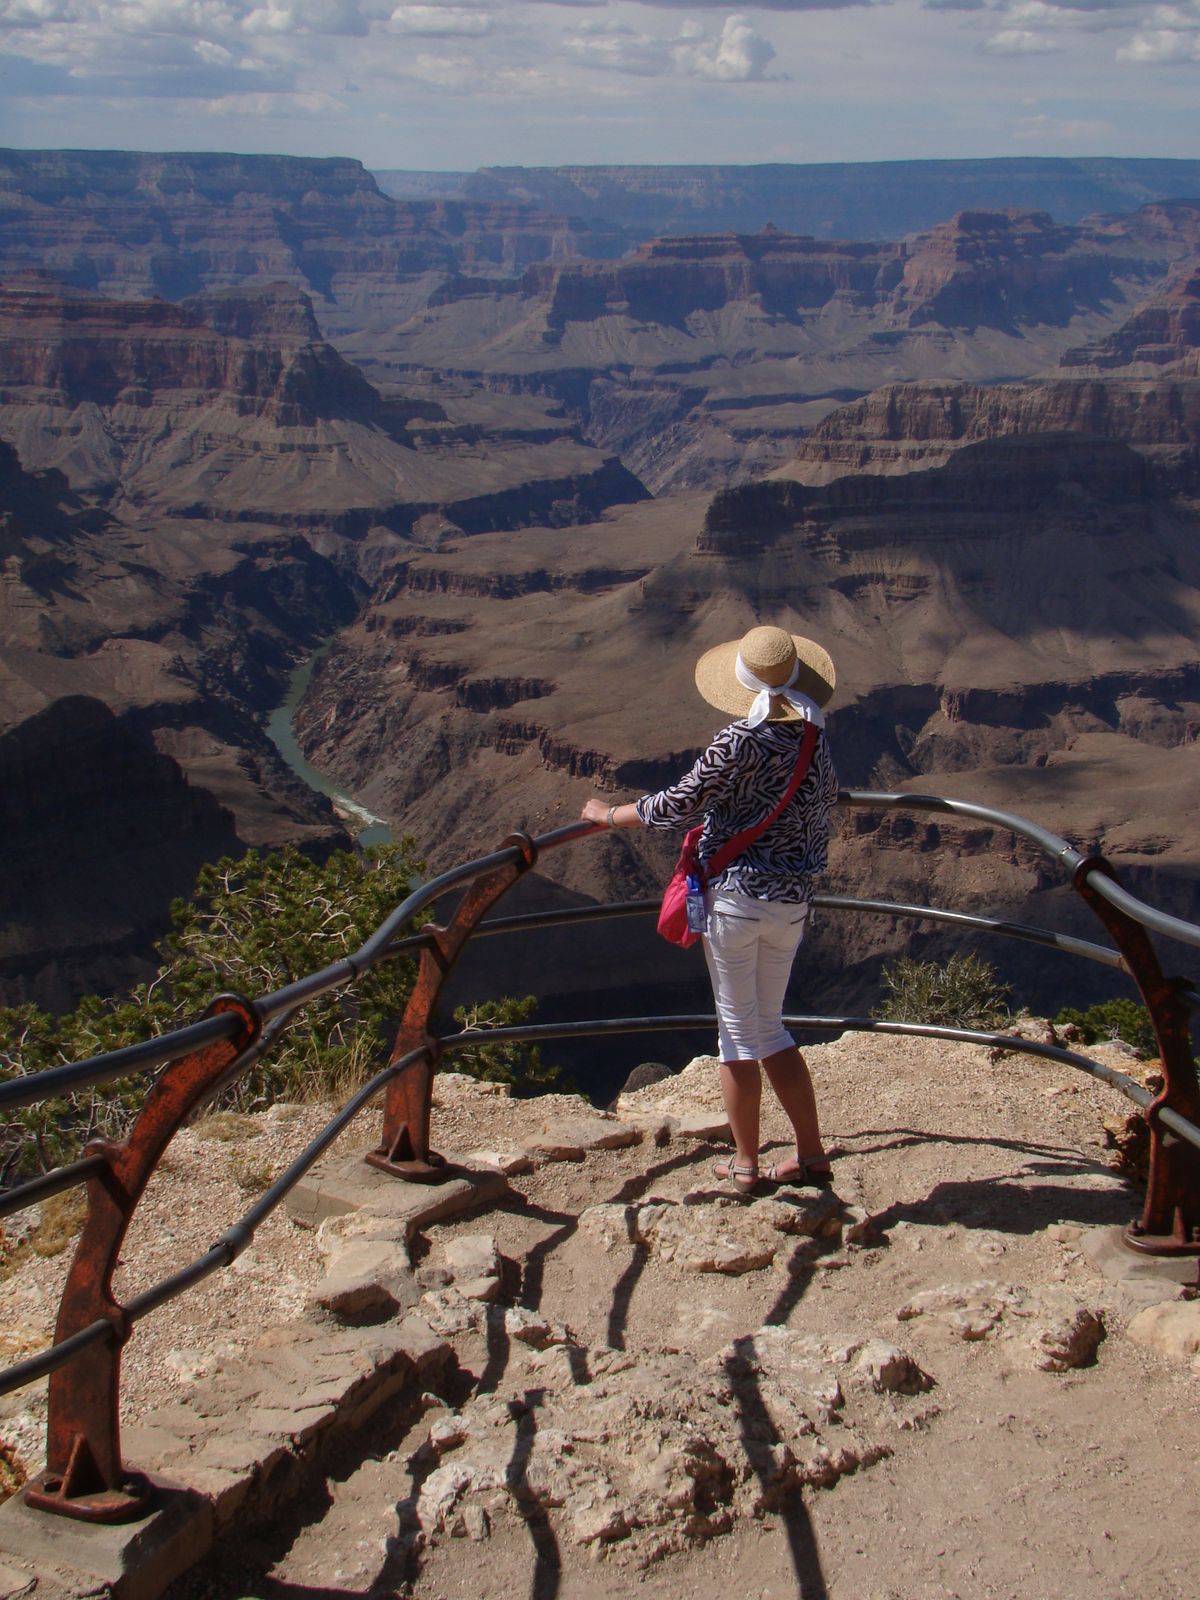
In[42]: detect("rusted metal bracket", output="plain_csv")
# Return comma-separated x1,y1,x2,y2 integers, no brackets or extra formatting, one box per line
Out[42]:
1073,857,1200,1256
24,992,261,1523
368,832,537,1183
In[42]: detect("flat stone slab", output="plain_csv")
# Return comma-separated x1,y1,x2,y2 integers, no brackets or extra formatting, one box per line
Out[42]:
0,1481,211,1600
1080,1225,1200,1308
285,1151,509,1235
526,1114,642,1161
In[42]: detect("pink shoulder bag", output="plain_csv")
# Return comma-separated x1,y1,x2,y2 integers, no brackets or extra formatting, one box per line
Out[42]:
657,722,819,948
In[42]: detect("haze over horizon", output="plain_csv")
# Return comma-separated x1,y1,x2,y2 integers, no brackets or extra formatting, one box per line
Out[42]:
0,1,1197,174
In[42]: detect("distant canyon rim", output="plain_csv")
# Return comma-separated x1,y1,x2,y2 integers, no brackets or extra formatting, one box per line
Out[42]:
0,150,1198,1047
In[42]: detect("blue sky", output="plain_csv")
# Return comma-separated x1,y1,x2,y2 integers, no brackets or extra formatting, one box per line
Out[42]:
0,1,1197,169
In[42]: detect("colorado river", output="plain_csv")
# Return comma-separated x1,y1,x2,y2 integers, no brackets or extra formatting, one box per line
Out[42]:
266,648,392,848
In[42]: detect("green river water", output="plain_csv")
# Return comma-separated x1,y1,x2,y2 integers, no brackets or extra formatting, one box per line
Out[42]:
265,649,392,849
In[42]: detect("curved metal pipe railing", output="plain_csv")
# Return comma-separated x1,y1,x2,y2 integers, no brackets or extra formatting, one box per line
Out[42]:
0,791,1197,1524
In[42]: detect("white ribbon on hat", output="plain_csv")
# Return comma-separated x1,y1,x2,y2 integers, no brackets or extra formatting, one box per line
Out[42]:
736,652,826,730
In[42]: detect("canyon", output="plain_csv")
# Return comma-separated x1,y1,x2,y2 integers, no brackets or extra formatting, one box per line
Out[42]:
2,149,1199,1035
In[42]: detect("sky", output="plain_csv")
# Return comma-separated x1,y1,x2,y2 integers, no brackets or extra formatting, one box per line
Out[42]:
0,1,1197,171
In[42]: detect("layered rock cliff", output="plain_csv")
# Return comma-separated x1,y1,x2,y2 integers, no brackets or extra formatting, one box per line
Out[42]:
0,148,625,332
0,279,646,528
771,369,1200,483
445,156,1200,241
1061,265,1200,369
361,205,1200,494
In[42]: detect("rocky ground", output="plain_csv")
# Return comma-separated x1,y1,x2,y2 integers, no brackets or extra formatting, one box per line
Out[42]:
2,1027,1199,1600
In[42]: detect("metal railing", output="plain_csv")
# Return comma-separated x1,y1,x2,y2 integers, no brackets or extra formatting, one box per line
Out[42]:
0,792,1197,1526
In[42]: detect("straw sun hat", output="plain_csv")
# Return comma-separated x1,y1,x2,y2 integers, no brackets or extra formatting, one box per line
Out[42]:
694,624,836,723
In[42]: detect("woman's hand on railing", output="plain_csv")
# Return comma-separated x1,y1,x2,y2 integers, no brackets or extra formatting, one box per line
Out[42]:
581,798,614,827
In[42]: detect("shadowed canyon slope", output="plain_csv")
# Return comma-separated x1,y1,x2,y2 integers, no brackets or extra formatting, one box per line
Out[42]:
0,275,647,1004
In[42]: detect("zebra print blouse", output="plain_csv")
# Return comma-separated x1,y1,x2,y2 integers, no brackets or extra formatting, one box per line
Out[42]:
635,719,839,904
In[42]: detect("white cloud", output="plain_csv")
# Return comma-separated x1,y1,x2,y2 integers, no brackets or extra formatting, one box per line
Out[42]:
674,13,776,79
386,5,492,36
983,26,1061,50
242,0,373,34
1012,110,1116,136
399,48,482,85
0,0,81,21
201,86,345,110
194,36,234,61
610,0,869,9
563,21,672,73
1117,25,1200,56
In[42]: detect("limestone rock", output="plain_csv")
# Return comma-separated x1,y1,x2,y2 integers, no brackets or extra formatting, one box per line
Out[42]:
612,1111,676,1146
443,1234,501,1281
421,1289,484,1337
635,1203,778,1275
623,1191,840,1276
897,1281,1021,1338
503,1307,573,1348
464,1148,536,1176
429,1412,471,1453
579,1203,639,1251
897,1281,1104,1369
528,1114,642,1161
673,1112,732,1141
308,1239,414,1322
1126,1299,1200,1368
433,1073,511,1105
853,1340,930,1394
315,1210,408,1263
1026,1303,1105,1372
843,1205,886,1248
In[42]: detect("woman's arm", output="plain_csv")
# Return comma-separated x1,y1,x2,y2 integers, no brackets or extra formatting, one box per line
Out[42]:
580,799,643,829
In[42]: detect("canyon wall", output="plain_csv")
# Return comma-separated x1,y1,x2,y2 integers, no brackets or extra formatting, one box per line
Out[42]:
441,157,1200,240
0,148,626,332
360,205,1200,495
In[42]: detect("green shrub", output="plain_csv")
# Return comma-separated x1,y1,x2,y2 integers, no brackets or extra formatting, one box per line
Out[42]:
0,838,564,1177
450,995,569,1096
1054,999,1157,1059
873,952,1011,1031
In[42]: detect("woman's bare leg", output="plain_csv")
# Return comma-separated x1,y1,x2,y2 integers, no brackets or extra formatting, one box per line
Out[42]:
716,1059,762,1182
762,1045,828,1175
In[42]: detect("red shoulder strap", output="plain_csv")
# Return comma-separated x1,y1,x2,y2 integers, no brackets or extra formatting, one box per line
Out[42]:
706,721,820,879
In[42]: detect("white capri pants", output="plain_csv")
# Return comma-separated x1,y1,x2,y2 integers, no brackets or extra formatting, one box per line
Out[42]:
701,889,810,1062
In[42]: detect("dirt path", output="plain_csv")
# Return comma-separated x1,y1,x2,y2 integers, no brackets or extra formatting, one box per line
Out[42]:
117,1029,1200,1600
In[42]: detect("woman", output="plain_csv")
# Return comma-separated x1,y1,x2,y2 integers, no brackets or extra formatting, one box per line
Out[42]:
581,624,839,1192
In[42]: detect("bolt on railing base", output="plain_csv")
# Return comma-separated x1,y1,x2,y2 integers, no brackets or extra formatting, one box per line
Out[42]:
1122,1221,1200,1258
24,1449,154,1525
364,1147,454,1184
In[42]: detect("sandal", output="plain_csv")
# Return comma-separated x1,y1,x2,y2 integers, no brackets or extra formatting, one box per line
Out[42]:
762,1157,834,1190
714,1157,760,1192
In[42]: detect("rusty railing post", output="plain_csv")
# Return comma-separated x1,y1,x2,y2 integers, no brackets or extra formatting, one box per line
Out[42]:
1073,857,1200,1255
368,832,537,1182
24,993,261,1523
